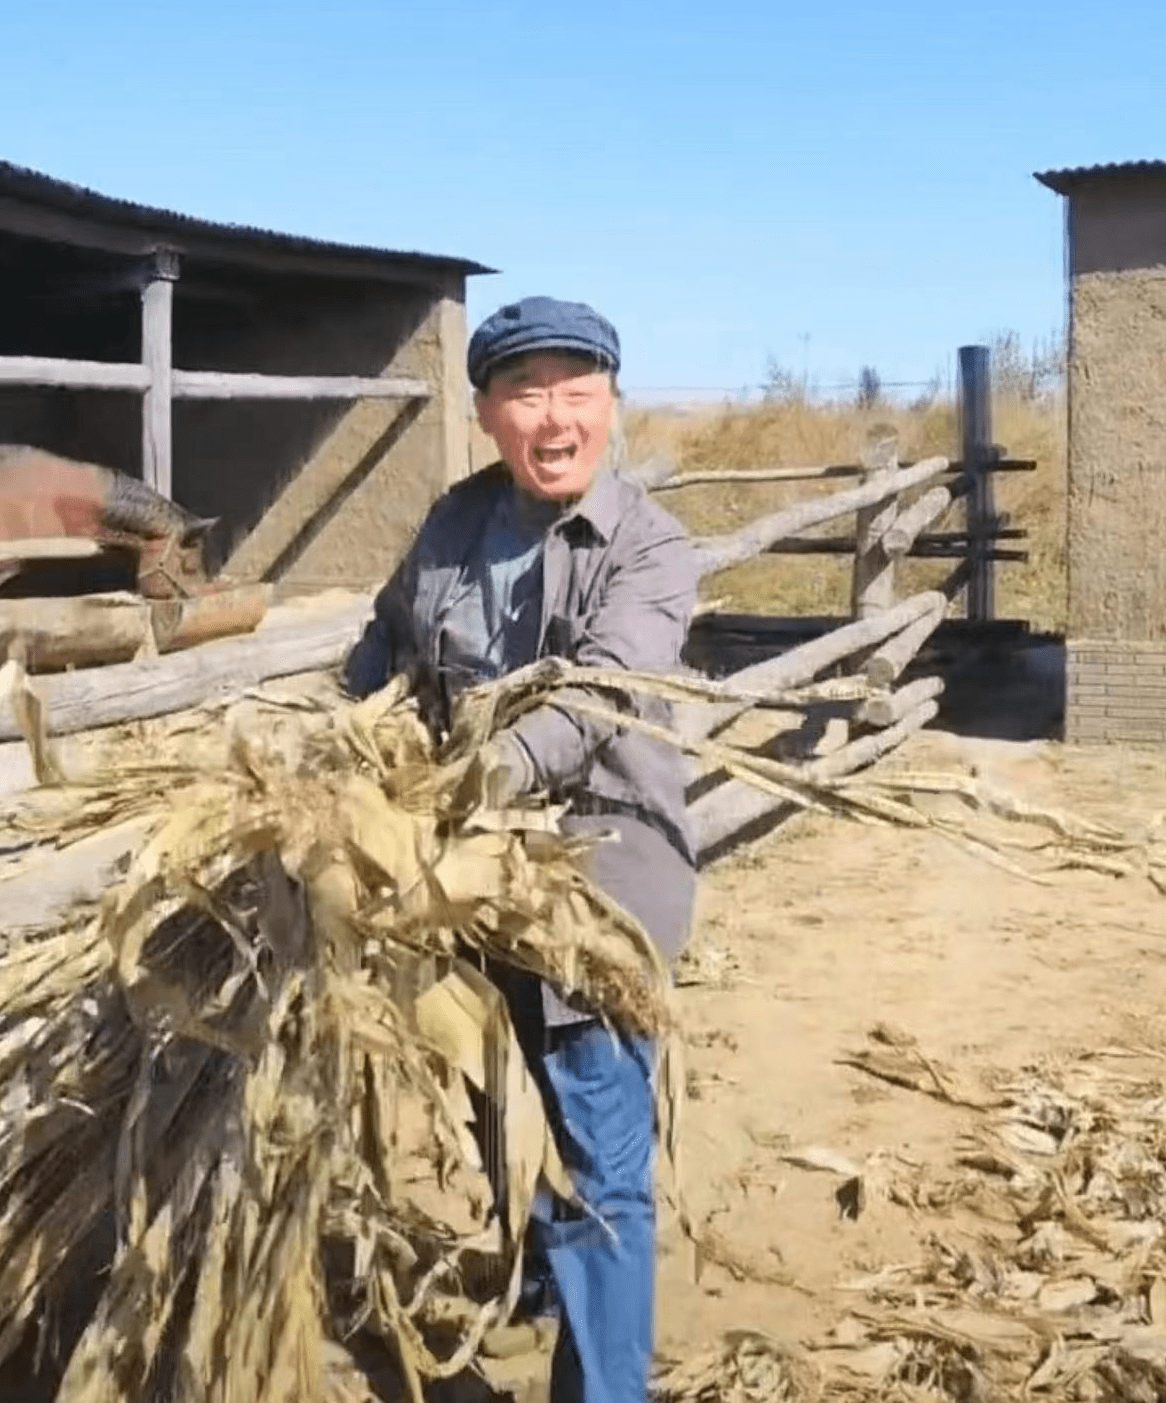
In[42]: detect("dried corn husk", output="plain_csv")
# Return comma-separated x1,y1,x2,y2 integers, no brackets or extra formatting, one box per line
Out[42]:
0,669,680,1401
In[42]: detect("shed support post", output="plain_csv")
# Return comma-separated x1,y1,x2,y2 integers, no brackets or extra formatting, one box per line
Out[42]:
140,248,180,499
959,344,995,622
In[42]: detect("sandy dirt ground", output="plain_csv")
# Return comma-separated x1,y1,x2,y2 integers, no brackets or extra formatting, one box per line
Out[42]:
484,726,1166,1400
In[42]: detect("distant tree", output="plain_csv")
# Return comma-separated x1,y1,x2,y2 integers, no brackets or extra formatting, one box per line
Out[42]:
763,355,802,404
857,365,882,410
983,328,1067,401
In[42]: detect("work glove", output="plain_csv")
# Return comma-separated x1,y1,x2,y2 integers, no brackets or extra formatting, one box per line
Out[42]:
458,731,536,811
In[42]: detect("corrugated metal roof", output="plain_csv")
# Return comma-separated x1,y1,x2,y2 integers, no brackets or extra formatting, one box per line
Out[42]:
0,159,494,278
1034,160,1166,194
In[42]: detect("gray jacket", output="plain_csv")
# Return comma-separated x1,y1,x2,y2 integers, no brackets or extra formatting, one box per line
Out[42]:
344,461,698,866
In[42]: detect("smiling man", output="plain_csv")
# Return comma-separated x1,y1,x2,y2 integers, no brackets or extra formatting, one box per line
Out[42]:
344,296,699,1403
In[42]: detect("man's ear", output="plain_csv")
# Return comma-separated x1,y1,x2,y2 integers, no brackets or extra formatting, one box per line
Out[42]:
474,389,494,436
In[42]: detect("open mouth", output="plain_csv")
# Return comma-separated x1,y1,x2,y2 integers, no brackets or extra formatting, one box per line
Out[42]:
533,445,577,465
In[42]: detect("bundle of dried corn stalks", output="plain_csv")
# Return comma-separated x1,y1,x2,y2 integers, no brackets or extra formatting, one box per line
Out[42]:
0,664,682,1402
3,649,1164,1402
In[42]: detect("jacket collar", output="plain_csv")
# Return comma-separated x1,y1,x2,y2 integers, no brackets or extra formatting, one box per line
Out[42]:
482,459,623,544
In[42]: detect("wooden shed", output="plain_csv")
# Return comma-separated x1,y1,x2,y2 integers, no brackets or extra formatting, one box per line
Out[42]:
1035,160,1166,746
0,161,491,592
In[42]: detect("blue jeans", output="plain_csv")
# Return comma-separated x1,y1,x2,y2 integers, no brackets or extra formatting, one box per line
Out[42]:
520,1016,657,1403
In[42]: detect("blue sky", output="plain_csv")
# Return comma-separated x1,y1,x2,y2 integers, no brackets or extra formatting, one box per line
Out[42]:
4,1,1164,400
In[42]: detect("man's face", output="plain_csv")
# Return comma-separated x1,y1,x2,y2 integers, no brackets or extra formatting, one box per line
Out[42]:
475,352,616,500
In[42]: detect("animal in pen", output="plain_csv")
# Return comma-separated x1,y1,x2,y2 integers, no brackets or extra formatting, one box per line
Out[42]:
0,446,218,600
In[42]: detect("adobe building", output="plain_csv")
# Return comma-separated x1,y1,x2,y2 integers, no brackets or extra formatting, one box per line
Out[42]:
1035,160,1166,745
0,161,490,592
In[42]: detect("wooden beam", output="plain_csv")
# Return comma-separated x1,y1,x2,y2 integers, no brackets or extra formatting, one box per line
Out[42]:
140,248,180,498
855,674,945,729
436,296,470,487
638,459,1035,495
0,538,102,562
882,485,952,557
0,594,371,742
862,599,946,687
694,457,949,576
675,590,946,742
170,370,432,400
649,462,864,491
0,356,432,402
0,356,150,391
1,594,152,671
850,430,900,620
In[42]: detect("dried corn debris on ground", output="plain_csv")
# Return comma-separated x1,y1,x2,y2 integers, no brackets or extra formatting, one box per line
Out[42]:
0,671,680,1402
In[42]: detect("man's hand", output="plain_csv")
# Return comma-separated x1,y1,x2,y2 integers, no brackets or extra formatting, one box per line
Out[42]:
458,731,536,811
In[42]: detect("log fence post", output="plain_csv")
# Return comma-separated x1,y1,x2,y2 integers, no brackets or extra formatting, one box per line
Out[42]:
139,247,181,500
850,428,900,620
958,345,996,622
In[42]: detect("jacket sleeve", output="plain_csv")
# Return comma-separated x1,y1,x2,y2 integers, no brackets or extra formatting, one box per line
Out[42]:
508,515,698,790
342,542,423,699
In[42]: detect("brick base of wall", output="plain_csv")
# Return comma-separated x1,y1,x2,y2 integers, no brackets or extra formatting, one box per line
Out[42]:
1065,639,1166,745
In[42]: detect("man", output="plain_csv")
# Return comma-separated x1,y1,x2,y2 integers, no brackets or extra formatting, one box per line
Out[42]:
344,296,698,1403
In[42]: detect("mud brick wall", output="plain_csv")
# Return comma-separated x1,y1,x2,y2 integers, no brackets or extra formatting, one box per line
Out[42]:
1065,641,1166,745
1061,173,1166,745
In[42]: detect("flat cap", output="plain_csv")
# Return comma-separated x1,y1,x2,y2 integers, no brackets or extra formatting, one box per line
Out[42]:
467,296,620,390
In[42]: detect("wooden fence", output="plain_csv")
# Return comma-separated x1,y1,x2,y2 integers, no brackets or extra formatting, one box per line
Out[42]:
637,345,1030,627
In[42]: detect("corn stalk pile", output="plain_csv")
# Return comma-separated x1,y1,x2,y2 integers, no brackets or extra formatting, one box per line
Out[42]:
0,664,685,1402
4,653,1166,1402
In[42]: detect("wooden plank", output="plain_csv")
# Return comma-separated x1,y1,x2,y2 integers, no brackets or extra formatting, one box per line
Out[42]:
170,370,431,400
850,430,900,620
437,296,471,487
0,594,372,742
0,355,150,391
695,457,949,576
140,251,179,498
